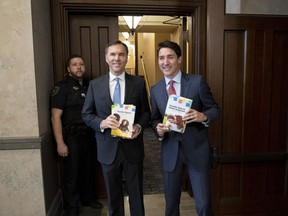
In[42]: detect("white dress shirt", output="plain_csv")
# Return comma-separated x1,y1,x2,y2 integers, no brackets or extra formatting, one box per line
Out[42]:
109,72,125,104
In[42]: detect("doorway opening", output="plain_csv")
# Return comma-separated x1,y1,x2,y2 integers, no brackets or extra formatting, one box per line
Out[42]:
52,2,206,199
118,15,191,90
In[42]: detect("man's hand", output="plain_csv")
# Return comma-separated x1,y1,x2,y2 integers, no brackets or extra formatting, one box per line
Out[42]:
183,108,207,124
130,124,142,139
156,123,170,137
57,143,69,157
100,114,120,129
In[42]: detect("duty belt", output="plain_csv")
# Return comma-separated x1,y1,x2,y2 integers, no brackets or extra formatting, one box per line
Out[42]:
63,124,93,135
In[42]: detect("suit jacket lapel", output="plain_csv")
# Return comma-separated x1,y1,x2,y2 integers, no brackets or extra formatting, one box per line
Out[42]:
101,73,113,104
180,72,190,98
156,79,168,114
124,72,132,103
161,79,169,100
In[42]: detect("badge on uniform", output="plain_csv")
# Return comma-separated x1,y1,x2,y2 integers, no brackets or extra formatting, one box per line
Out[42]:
51,86,60,97
81,93,86,97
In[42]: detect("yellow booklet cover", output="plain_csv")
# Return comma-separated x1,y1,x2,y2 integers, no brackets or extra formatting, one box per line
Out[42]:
111,104,136,138
163,95,193,133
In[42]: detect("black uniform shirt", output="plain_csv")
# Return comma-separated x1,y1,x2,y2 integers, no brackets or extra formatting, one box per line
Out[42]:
50,76,89,126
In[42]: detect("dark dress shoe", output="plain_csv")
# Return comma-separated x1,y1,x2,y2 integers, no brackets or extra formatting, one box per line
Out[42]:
82,200,103,209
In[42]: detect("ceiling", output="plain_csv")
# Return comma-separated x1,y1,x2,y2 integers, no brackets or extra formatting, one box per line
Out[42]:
118,15,182,33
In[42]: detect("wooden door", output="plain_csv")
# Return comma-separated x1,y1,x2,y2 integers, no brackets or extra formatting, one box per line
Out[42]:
69,15,118,79
207,1,288,215
68,15,118,198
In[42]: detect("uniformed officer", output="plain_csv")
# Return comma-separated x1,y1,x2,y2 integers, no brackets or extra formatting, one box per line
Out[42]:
50,54,103,216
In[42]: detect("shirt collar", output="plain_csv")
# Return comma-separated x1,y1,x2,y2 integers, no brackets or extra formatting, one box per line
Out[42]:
110,71,125,82
165,70,181,86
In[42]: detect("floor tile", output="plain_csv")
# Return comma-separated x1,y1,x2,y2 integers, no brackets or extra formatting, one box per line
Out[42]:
99,192,197,216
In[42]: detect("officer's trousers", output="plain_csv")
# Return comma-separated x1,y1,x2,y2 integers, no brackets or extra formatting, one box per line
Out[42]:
62,133,97,209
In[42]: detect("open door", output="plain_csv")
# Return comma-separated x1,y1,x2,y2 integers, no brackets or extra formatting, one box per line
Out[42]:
69,15,118,80
68,14,118,198
207,1,288,215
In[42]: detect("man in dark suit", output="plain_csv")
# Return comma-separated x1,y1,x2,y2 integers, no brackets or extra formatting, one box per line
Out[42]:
150,40,220,216
82,40,150,216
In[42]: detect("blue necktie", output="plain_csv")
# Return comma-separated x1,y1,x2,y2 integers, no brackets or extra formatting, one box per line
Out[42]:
113,77,121,104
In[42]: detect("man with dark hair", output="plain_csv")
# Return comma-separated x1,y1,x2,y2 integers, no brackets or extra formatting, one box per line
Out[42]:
50,55,102,216
82,40,150,216
151,40,220,216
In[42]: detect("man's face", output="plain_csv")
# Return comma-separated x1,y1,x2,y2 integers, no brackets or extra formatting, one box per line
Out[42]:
158,47,182,79
67,57,85,79
105,44,128,76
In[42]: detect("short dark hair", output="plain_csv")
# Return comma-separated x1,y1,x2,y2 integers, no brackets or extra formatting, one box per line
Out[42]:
157,40,182,58
105,40,129,56
65,54,84,68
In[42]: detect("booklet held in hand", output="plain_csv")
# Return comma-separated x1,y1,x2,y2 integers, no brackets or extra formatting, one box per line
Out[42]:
111,104,136,138
163,95,193,133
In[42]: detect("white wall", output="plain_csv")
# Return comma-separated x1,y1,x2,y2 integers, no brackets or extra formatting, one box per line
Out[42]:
0,0,38,137
0,0,55,215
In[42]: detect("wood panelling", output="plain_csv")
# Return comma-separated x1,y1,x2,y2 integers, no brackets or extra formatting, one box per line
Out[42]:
223,30,245,155
208,1,288,215
69,15,118,79
271,31,288,151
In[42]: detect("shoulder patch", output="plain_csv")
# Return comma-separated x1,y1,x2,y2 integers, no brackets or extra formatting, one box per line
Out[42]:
73,86,79,91
51,86,60,97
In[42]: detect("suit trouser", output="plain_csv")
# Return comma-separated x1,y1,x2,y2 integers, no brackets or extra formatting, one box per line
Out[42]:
163,145,213,216
101,144,145,216
63,133,97,209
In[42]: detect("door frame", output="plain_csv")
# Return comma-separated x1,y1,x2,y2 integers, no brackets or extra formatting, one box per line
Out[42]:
50,0,207,82
49,0,209,205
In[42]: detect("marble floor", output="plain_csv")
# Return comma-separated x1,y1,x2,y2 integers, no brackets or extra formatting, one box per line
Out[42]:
99,192,197,216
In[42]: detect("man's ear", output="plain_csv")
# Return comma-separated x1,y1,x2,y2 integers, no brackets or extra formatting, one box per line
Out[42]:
178,56,182,64
105,55,109,64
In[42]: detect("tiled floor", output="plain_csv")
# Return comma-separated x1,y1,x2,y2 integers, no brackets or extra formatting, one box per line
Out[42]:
99,192,197,216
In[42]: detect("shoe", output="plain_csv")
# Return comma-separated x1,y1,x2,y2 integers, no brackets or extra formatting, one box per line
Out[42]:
82,200,103,209
66,207,79,216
